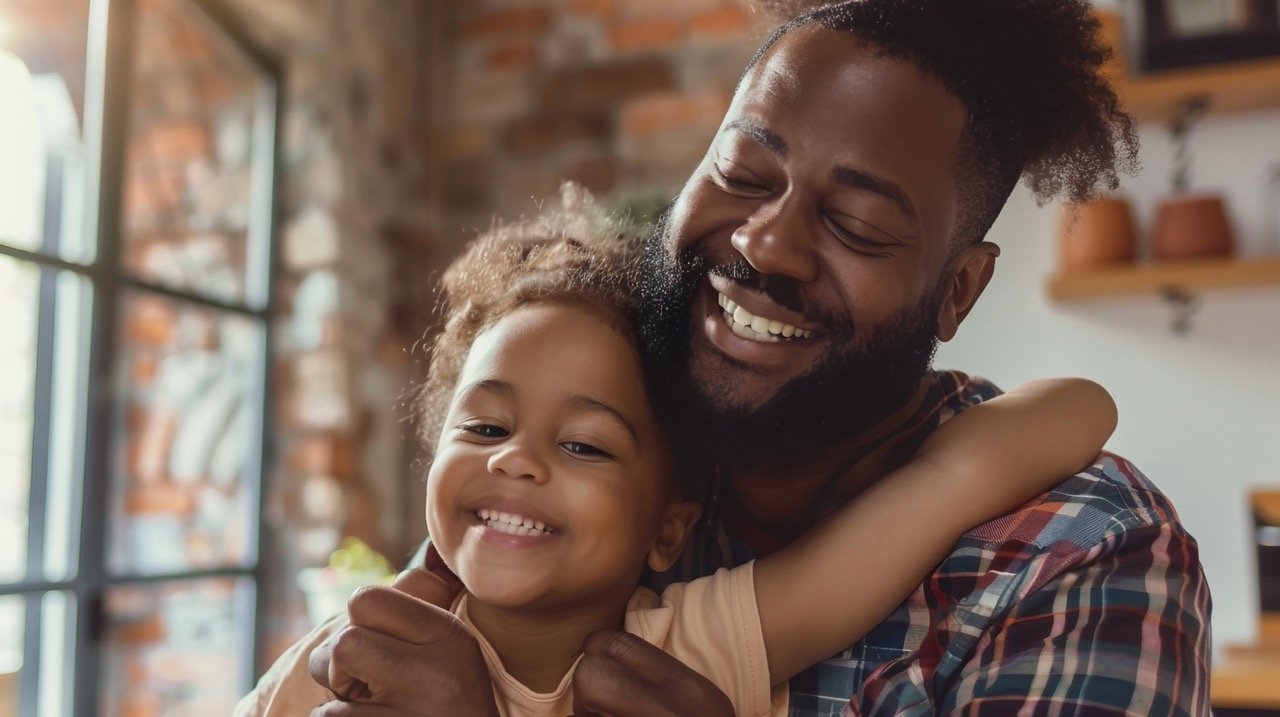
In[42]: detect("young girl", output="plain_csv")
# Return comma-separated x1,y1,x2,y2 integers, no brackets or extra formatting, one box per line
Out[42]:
238,198,1116,716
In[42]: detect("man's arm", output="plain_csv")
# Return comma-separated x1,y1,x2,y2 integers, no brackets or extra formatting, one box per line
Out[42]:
920,522,1211,716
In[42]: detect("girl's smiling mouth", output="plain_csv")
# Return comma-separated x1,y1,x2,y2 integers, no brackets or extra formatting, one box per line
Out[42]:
475,508,556,536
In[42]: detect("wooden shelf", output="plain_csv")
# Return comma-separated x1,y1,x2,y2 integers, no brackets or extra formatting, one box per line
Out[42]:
1215,643,1280,710
1096,9,1280,124
1050,17,1280,305
1047,257,1280,301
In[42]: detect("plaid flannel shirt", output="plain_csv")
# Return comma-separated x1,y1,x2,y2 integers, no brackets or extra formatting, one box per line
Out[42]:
650,370,1212,716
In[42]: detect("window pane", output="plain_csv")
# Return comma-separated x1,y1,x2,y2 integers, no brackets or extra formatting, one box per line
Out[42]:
0,592,74,717
0,257,39,584
0,0,93,262
1,254,90,587
0,594,25,715
120,0,275,306
109,292,263,576
100,578,252,716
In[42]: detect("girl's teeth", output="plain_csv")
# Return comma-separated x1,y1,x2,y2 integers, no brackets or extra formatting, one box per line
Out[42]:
475,508,554,535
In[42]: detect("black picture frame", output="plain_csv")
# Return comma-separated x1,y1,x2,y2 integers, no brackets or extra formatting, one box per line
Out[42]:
1139,0,1280,71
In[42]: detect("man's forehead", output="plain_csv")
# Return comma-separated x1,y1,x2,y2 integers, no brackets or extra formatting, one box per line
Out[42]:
721,23,967,253
745,44,803,106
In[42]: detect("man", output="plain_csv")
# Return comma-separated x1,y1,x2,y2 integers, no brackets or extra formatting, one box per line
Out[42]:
298,1,1211,714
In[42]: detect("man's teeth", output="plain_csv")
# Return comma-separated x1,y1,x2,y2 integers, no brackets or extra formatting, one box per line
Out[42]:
717,292,814,342
476,508,554,537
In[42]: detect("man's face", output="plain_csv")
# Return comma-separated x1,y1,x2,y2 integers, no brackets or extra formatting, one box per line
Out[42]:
643,25,971,462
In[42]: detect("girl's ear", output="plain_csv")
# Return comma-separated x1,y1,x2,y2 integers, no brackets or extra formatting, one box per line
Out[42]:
647,499,704,573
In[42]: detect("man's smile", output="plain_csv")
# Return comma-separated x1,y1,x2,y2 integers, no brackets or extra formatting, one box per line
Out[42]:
717,293,814,342
696,274,829,372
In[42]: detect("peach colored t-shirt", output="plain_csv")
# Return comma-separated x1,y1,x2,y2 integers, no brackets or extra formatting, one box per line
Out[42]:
234,562,787,717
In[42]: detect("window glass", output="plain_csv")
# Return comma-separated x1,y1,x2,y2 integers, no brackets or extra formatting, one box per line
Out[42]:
109,291,262,576
0,594,25,714
0,256,40,583
120,0,273,306
0,0,92,262
100,578,252,716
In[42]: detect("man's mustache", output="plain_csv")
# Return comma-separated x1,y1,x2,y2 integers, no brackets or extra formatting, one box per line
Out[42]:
705,258,847,331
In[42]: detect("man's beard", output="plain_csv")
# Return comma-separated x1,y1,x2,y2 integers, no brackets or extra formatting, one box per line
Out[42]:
635,214,943,470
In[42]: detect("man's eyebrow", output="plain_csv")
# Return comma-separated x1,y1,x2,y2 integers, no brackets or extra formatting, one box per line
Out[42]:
831,166,917,221
569,395,639,446
727,119,787,157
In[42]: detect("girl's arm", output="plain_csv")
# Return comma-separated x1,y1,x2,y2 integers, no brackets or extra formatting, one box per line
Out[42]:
754,378,1117,684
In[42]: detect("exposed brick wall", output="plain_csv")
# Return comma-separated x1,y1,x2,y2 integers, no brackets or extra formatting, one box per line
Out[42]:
219,0,448,666
436,0,773,257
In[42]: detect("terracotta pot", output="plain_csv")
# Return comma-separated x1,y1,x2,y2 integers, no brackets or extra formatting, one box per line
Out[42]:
1058,197,1137,271
1151,194,1235,262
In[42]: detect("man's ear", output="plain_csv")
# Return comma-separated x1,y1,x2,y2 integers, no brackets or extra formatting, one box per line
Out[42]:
935,241,1000,342
647,499,704,573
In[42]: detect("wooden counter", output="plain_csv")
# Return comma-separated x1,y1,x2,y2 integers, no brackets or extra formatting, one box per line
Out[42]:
1213,617,1280,717
1216,636,1280,714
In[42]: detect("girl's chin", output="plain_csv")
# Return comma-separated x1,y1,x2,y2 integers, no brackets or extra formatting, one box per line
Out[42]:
463,579,552,610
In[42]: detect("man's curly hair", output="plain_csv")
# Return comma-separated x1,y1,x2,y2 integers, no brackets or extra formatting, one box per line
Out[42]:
414,187,641,456
748,0,1140,245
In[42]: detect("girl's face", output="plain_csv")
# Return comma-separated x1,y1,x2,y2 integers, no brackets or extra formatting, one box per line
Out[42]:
426,302,700,613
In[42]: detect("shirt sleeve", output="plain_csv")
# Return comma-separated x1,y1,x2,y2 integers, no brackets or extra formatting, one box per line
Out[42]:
233,613,346,717
933,522,1212,716
646,562,782,717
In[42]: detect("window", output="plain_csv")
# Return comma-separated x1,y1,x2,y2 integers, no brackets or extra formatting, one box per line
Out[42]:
0,0,279,713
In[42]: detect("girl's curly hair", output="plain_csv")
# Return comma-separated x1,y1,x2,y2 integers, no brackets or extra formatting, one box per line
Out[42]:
413,185,642,460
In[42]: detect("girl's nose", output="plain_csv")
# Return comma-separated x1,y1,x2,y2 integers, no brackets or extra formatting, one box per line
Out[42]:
486,440,549,484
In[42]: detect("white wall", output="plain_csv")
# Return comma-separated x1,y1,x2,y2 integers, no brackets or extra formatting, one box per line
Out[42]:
935,105,1280,655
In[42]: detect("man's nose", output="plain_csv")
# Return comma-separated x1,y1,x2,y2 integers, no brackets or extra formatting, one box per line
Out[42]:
730,197,820,283
486,440,549,484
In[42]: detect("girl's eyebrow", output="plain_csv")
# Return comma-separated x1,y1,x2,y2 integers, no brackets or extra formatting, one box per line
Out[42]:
458,378,515,401
568,395,639,446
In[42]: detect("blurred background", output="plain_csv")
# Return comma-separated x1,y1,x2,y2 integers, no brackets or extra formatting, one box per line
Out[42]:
0,0,1277,714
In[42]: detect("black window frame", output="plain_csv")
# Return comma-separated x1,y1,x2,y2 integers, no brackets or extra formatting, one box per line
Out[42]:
0,0,282,712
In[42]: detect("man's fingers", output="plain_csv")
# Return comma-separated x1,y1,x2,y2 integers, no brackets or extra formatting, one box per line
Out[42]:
346,585,465,645
576,630,735,717
581,630,667,681
327,624,430,699
574,631,672,716
307,636,371,701
309,701,402,717
392,566,461,609
571,646,657,717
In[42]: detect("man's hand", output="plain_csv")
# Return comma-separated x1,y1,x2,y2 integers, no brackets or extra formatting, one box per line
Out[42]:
572,631,735,717
307,567,499,717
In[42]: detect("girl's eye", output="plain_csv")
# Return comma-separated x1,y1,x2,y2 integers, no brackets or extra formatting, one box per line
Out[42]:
561,441,613,460
459,423,509,439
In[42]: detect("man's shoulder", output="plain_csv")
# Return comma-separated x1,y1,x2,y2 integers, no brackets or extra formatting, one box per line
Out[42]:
937,449,1200,627
936,369,1182,549
928,369,1002,420
964,450,1182,552
933,370,1195,590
